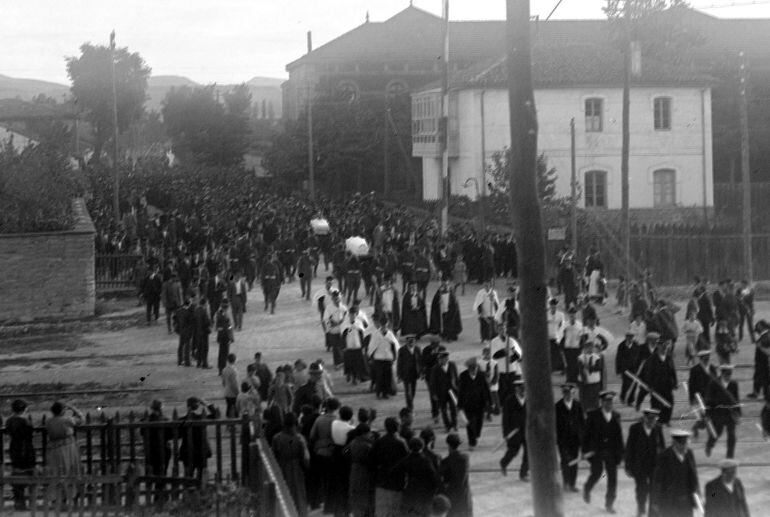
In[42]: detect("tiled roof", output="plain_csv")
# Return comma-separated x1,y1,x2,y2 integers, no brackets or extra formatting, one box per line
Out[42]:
287,5,770,72
438,43,712,91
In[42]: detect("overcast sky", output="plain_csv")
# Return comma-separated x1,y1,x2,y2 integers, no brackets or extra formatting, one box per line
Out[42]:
2,0,769,85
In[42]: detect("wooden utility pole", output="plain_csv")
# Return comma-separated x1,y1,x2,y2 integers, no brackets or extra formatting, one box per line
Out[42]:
620,30,631,281
506,1,562,515
440,0,450,236
384,105,390,196
570,118,577,252
307,31,316,201
739,50,752,280
110,30,120,221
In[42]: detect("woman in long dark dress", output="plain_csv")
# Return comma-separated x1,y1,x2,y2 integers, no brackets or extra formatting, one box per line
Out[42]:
272,413,310,517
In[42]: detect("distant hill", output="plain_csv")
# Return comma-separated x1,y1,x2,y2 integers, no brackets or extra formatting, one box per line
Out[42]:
0,74,70,101
0,73,284,118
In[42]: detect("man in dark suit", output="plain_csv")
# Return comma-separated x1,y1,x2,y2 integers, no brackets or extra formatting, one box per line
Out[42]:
421,335,442,423
616,332,639,404
500,380,528,481
193,298,211,368
176,298,195,367
636,339,678,424
206,271,227,318
688,349,717,438
397,335,422,410
429,348,459,432
695,279,714,343
142,266,163,325
706,364,741,458
555,383,583,492
371,417,409,517
583,390,624,514
651,429,700,517
625,408,666,517
704,459,750,517
457,357,491,449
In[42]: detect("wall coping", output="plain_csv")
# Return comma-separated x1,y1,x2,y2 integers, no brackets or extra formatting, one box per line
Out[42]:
0,198,95,239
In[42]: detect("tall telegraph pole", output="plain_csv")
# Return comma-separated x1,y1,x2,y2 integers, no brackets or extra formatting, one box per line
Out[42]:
570,118,577,252
440,0,450,236
506,1,562,515
307,31,316,202
739,51,752,280
110,31,120,221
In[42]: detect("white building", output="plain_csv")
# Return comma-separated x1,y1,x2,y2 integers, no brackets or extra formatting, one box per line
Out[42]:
412,45,713,213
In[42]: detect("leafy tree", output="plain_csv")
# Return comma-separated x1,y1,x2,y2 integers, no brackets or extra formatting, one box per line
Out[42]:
263,91,413,197
162,84,252,167
0,138,83,232
66,42,151,162
487,150,558,204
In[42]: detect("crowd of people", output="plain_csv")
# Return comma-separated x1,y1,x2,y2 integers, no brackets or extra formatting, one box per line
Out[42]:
7,183,765,516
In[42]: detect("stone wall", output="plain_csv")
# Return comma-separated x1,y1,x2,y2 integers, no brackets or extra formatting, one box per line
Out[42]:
0,199,95,322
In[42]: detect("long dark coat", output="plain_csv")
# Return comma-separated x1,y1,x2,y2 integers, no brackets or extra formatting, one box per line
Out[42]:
625,421,665,478
704,476,750,517
440,450,473,517
555,398,583,451
400,292,428,336
391,451,440,516
651,447,699,517
272,430,309,517
429,287,463,340
347,431,377,517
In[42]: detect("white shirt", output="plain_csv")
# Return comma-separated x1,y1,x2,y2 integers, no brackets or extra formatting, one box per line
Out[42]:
381,287,395,313
343,320,367,350
473,288,499,318
368,330,398,361
602,410,612,422
723,480,735,493
490,336,523,376
331,420,355,446
563,399,573,411
547,310,566,341
562,320,583,349
323,303,348,335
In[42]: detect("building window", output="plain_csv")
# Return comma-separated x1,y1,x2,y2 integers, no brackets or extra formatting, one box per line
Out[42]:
337,81,359,102
653,168,676,207
411,93,440,145
386,80,408,97
585,98,603,132
584,170,607,208
654,97,672,130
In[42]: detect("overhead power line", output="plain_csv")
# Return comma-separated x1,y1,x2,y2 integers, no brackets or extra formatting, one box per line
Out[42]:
692,0,770,9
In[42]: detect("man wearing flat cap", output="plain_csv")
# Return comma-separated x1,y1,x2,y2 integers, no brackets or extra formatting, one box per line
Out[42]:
651,429,700,517
705,364,741,458
429,347,459,432
458,356,491,449
616,331,639,405
582,390,624,514
397,334,422,410
704,459,750,517
555,383,583,492
500,380,528,481
421,335,442,423
625,408,665,517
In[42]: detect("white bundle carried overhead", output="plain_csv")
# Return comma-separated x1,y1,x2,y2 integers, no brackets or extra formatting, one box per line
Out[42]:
345,236,370,256
310,218,330,235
